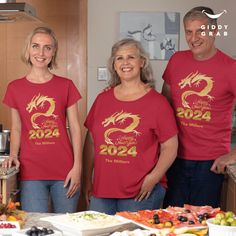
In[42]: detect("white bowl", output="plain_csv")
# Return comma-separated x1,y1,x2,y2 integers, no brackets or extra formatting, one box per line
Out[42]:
207,218,236,236
0,221,20,234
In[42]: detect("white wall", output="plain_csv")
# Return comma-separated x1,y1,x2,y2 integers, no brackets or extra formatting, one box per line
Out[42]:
88,0,236,110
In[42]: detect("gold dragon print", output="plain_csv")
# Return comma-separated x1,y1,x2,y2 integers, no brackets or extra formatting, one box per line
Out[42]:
102,111,141,145
178,71,214,108
26,93,57,129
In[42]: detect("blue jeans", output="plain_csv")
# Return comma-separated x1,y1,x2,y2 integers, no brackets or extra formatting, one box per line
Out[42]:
89,184,165,215
163,159,224,208
20,180,80,213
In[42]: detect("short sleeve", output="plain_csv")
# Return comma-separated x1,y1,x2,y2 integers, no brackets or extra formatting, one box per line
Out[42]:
67,80,82,107
229,61,236,97
3,82,18,109
155,96,178,143
84,96,99,130
162,54,175,86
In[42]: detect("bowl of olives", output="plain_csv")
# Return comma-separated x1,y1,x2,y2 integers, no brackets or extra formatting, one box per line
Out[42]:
13,226,63,236
206,211,236,236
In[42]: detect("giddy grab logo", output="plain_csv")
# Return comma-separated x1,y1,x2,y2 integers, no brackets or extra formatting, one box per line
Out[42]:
201,9,228,37
202,9,227,19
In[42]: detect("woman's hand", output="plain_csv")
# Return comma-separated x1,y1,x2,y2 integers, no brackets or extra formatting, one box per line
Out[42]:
134,173,156,202
1,156,20,169
65,103,82,198
81,131,94,208
64,166,81,198
135,135,178,202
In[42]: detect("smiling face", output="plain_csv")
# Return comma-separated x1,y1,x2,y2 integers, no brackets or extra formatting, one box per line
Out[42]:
113,45,145,83
29,33,55,69
184,17,217,60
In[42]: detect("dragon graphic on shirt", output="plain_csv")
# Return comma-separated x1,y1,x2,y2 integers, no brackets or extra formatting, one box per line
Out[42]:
102,111,141,145
179,71,214,108
26,93,57,129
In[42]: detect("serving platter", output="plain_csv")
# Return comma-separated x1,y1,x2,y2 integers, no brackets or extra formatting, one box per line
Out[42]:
120,216,206,231
110,228,163,236
41,211,132,236
115,205,215,236
13,227,63,236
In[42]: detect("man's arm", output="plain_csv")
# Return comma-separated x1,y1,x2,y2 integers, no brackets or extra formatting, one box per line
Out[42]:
211,148,236,174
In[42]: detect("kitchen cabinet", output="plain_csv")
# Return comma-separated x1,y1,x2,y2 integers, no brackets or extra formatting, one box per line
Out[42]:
221,165,236,212
226,174,236,212
0,0,88,139
221,109,236,212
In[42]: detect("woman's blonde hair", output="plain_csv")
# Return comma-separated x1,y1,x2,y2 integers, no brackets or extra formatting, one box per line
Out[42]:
107,38,155,88
21,26,58,69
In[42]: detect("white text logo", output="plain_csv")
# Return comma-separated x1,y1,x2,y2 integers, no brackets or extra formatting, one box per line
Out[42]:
201,9,228,37
202,9,227,19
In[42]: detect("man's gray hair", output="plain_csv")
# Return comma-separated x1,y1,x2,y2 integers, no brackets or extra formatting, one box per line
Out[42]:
183,6,217,28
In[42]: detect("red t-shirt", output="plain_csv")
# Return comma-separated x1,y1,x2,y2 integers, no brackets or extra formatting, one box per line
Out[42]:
3,75,81,180
163,49,236,160
85,88,178,198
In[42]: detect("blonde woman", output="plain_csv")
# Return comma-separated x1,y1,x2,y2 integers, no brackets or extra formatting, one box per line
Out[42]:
2,27,82,213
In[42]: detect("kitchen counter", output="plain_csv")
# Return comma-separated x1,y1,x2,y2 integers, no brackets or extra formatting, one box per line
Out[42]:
223,163,236,212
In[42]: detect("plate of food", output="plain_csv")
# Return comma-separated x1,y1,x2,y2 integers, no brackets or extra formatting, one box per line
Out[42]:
0,200,27,228
116,204,220,234
110,228,163,236
110,229,206,236
41,211,132,236
13,226,63,236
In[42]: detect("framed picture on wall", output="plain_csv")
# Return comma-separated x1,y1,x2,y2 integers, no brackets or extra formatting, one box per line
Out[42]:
119,12,180,60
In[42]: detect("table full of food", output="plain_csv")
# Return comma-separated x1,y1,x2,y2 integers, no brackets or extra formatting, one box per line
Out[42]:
0,200,235,236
